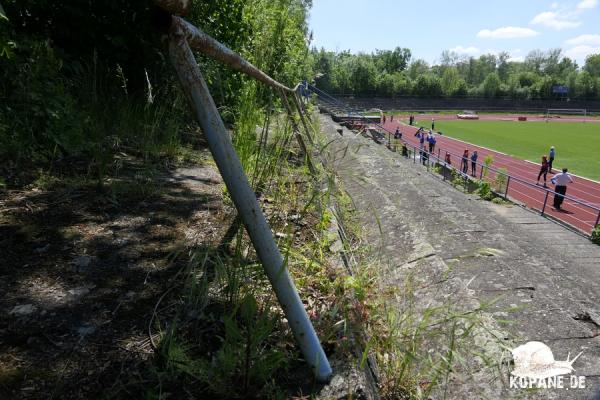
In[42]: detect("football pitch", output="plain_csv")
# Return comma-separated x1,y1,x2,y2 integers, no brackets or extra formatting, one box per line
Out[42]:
420,120,600,181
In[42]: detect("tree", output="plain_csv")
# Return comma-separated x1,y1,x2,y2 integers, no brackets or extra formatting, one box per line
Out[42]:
584,54,600,77
575,71,597,98
350,55,378,94
374,47,411,72
497,51,510,82
407,59,430,80
482,72,501,98
413,74,442,97
441,67,461,96
313,48,333,90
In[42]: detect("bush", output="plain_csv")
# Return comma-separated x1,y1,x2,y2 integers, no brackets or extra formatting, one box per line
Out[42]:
494,167,508,193
477,180,493,201
482,155,494,180
592,225,600,245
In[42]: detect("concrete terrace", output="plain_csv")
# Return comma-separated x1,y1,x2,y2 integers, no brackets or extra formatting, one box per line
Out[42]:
320,114,600,399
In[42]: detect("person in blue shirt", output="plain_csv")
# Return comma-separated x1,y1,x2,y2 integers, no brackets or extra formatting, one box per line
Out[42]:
394,127,402,139
548,146,556,173
415,128,425,150
470,151,478,176
427,131,437,153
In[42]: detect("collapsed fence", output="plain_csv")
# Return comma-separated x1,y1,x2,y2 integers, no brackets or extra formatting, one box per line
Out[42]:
310,87,600,236
155,0,331,382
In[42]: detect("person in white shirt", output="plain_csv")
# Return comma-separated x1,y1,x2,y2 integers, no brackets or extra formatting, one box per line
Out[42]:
551,168,573,210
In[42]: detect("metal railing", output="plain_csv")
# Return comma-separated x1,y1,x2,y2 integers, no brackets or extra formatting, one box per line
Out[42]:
376,123,600,235
308,86,600,235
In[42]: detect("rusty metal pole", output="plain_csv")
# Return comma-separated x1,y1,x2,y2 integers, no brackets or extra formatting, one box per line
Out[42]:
168,31,332,382
541,191,550,215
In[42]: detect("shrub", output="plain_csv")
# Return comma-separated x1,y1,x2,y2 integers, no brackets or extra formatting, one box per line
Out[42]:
477,180,493,201
494,167,508,193
592,225,600,245
482,155,494,180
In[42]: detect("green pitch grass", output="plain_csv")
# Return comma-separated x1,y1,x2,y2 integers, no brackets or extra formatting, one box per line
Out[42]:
427,120,600,181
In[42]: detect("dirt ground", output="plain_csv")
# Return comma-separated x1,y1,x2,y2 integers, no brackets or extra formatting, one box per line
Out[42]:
0,154,232,399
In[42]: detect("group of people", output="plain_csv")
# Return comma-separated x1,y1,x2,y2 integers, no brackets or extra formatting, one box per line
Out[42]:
535,146,556,187
396,123,573,212
441,148,479,177
414,128,437,151
536,146,573,210
460,149,479,176
381,114,394,124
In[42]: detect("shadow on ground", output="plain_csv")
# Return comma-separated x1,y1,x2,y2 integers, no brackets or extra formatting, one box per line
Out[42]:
0,158,229,399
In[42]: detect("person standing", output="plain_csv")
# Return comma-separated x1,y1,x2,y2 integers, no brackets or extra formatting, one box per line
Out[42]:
394,127,402,139
470,151,478,177
393,127,402,152
461,149,469,174
551,168,573,211
548,146,556,172
431,118,435,131
415,128,425,148
382,114,386,124
536,155,549,187
427,131,436,153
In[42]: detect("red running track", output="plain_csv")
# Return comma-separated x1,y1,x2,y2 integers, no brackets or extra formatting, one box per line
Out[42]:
379,118,600,235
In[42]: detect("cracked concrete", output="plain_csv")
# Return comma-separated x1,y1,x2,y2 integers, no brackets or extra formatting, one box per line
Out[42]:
320,114,600,399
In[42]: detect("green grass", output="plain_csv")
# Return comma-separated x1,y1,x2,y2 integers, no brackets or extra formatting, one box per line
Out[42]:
424,120,600,181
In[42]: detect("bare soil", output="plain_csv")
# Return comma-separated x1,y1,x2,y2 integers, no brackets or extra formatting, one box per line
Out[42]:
0,154,230,399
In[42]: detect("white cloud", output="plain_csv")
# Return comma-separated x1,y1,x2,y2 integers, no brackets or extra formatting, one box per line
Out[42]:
531,0,596,31
577,0,598,9
508,56,525,62
477,26,539,39
565,34,600,46
450,45,480,55
565,45,600,60
531,11,581,29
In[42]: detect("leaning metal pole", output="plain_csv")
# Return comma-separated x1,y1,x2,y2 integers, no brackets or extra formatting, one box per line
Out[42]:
167,25,332,383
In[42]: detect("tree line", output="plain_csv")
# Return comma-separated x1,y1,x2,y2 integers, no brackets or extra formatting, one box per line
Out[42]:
311,47,600,100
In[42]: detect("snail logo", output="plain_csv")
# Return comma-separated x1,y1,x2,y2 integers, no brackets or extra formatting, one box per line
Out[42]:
509,341,586,389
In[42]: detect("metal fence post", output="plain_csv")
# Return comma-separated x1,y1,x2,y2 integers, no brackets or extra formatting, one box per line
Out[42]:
168,31,332,382
504,176,511,199
413,146,416,163
541,191,550,215
595,210,600,228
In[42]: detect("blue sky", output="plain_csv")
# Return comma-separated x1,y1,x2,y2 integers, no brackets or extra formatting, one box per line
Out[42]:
309,0,600,66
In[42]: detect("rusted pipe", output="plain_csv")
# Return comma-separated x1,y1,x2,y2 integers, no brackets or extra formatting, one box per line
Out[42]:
171,16,294,93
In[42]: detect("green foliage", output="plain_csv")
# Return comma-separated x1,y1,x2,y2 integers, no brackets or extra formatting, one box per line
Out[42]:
482,72,501,98
477,180,493,201
482,154,494,180
310,43,600,100
585,54,600,78
494,167,508,193
0,39,85,161
591,225,600,245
